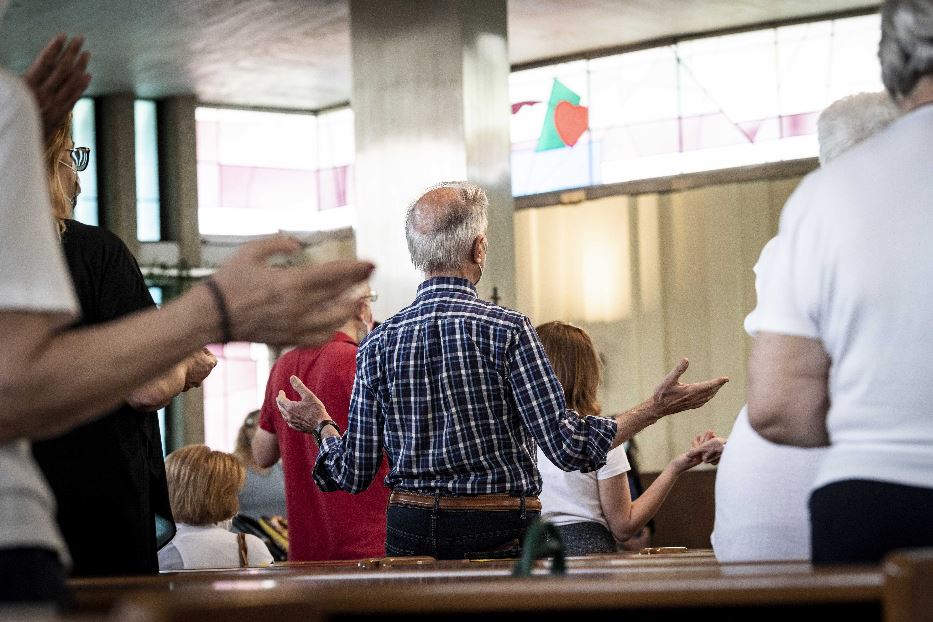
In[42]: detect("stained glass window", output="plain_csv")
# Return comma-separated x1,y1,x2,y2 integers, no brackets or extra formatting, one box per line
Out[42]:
202,342,271,452
510,13,883,196
196,106,354,236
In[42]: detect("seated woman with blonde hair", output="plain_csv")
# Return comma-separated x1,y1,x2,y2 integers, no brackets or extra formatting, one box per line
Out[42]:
159,445,273,570
536,321,723,556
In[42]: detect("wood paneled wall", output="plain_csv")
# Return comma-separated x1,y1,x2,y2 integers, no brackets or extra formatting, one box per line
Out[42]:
514,175,801,470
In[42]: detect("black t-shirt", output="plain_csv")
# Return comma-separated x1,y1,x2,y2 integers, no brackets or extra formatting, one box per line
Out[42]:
32,220,174,576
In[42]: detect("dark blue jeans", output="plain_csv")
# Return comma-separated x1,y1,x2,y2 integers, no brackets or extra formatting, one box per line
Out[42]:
385,502,539,560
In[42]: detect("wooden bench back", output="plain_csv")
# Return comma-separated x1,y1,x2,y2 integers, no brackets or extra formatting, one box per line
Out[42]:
884,548,933,622
64,554,885,622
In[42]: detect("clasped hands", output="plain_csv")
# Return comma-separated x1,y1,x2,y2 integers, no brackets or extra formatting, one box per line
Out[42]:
672,430,727,472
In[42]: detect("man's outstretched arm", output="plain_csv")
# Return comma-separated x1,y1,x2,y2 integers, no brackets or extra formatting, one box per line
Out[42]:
610,358,729,448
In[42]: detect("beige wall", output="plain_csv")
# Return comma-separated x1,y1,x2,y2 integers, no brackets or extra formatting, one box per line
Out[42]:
514,175,802,471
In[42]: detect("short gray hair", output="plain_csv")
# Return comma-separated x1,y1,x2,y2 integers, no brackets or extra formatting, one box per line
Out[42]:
880,0,933,97
817,92,901,164
405,181,489,273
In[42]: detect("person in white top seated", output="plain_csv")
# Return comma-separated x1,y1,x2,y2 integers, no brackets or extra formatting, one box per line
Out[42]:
712,91,902,563
535,322,724,556
747,0,933,565
159,445,273,570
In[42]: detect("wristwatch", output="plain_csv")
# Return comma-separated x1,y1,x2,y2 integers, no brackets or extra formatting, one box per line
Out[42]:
312,419,341,445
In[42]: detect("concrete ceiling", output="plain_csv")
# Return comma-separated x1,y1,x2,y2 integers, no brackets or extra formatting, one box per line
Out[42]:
0,0,880,111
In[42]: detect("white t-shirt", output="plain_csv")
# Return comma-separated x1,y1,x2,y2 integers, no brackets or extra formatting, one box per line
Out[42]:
711,235,826,562
0,69,80,563
158,523,274,570
712,407,825,562
538,444,631,529
747,104,933,491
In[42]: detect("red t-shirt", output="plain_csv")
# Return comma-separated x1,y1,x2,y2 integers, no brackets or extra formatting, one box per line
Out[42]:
259,332,390,561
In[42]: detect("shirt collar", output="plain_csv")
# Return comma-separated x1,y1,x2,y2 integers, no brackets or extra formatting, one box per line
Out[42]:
416,277,477,300
333,330,358,345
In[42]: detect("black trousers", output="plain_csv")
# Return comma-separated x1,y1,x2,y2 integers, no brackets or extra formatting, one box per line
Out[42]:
810,479,933,565
0,547,69,607
554,521,617,556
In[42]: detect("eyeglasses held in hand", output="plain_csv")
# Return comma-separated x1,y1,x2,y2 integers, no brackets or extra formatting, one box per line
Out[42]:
69,147,90,172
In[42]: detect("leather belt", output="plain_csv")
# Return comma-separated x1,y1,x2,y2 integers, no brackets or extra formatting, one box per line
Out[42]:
389,491,542,512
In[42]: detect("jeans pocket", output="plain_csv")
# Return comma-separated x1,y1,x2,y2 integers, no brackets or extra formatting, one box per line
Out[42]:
385,541,417,557
465,536,523,560
385,524,424,557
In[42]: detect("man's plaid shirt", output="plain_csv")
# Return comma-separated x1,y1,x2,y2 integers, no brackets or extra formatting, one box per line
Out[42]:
313,277,618,496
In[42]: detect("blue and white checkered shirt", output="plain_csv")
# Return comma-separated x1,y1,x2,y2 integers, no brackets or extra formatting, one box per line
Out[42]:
313,277,618,496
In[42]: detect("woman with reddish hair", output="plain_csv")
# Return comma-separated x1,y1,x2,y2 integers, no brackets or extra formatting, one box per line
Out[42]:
535,321,722,556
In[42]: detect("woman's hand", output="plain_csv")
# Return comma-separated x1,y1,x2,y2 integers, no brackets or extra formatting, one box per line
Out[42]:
691,430,726,465
670,446,705,473
671,434,726,472
183,348,218,390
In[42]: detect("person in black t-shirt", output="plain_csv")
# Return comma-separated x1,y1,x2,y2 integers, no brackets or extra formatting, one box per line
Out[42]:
31,115,217,576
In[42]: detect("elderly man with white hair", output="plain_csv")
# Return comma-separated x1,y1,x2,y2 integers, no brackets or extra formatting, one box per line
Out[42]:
747,0,933,564
278,181,728,559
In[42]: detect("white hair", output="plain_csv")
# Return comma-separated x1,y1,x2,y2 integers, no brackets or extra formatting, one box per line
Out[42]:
817,92,902,165
405,181,488,273
880,0,933,98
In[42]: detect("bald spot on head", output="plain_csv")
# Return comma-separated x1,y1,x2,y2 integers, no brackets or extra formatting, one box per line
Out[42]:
409,186,467,236
405,181,488,275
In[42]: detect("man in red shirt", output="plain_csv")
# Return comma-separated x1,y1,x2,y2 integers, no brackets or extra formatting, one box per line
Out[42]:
252,290,389,561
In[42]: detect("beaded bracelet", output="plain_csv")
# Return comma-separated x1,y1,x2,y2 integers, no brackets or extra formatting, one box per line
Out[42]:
204,277,232,343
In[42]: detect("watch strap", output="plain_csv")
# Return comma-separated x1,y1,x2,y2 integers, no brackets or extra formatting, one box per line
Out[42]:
312,419,341,445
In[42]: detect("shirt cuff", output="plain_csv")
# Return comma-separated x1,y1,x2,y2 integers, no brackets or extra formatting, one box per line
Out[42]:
745,312,819,339
311,435,343,492
576,415,617,473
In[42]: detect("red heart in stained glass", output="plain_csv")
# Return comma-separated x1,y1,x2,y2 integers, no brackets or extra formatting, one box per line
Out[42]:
554,100,589,147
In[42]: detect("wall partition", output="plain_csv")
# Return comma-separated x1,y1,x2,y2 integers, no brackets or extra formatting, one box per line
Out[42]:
514,167,805,470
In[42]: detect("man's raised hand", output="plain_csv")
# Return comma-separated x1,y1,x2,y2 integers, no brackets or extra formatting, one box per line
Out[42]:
277,375,330,435
650,358,729,419
208,235,374,348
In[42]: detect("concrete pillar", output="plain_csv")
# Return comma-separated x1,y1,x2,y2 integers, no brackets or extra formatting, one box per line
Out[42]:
154,95,204,446
350,0,515,317
157,95,201,267
95,93,138,256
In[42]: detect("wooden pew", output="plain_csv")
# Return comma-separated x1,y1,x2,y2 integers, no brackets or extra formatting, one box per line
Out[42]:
69,551,722,611
883,548,933,622
65,552,883,622
107,564,882,622
642,469,716,548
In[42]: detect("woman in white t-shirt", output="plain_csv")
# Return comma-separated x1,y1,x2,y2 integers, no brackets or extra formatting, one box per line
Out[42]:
535,322,723,556
747,2,933,562
159,445,273,570
713,91,901,563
